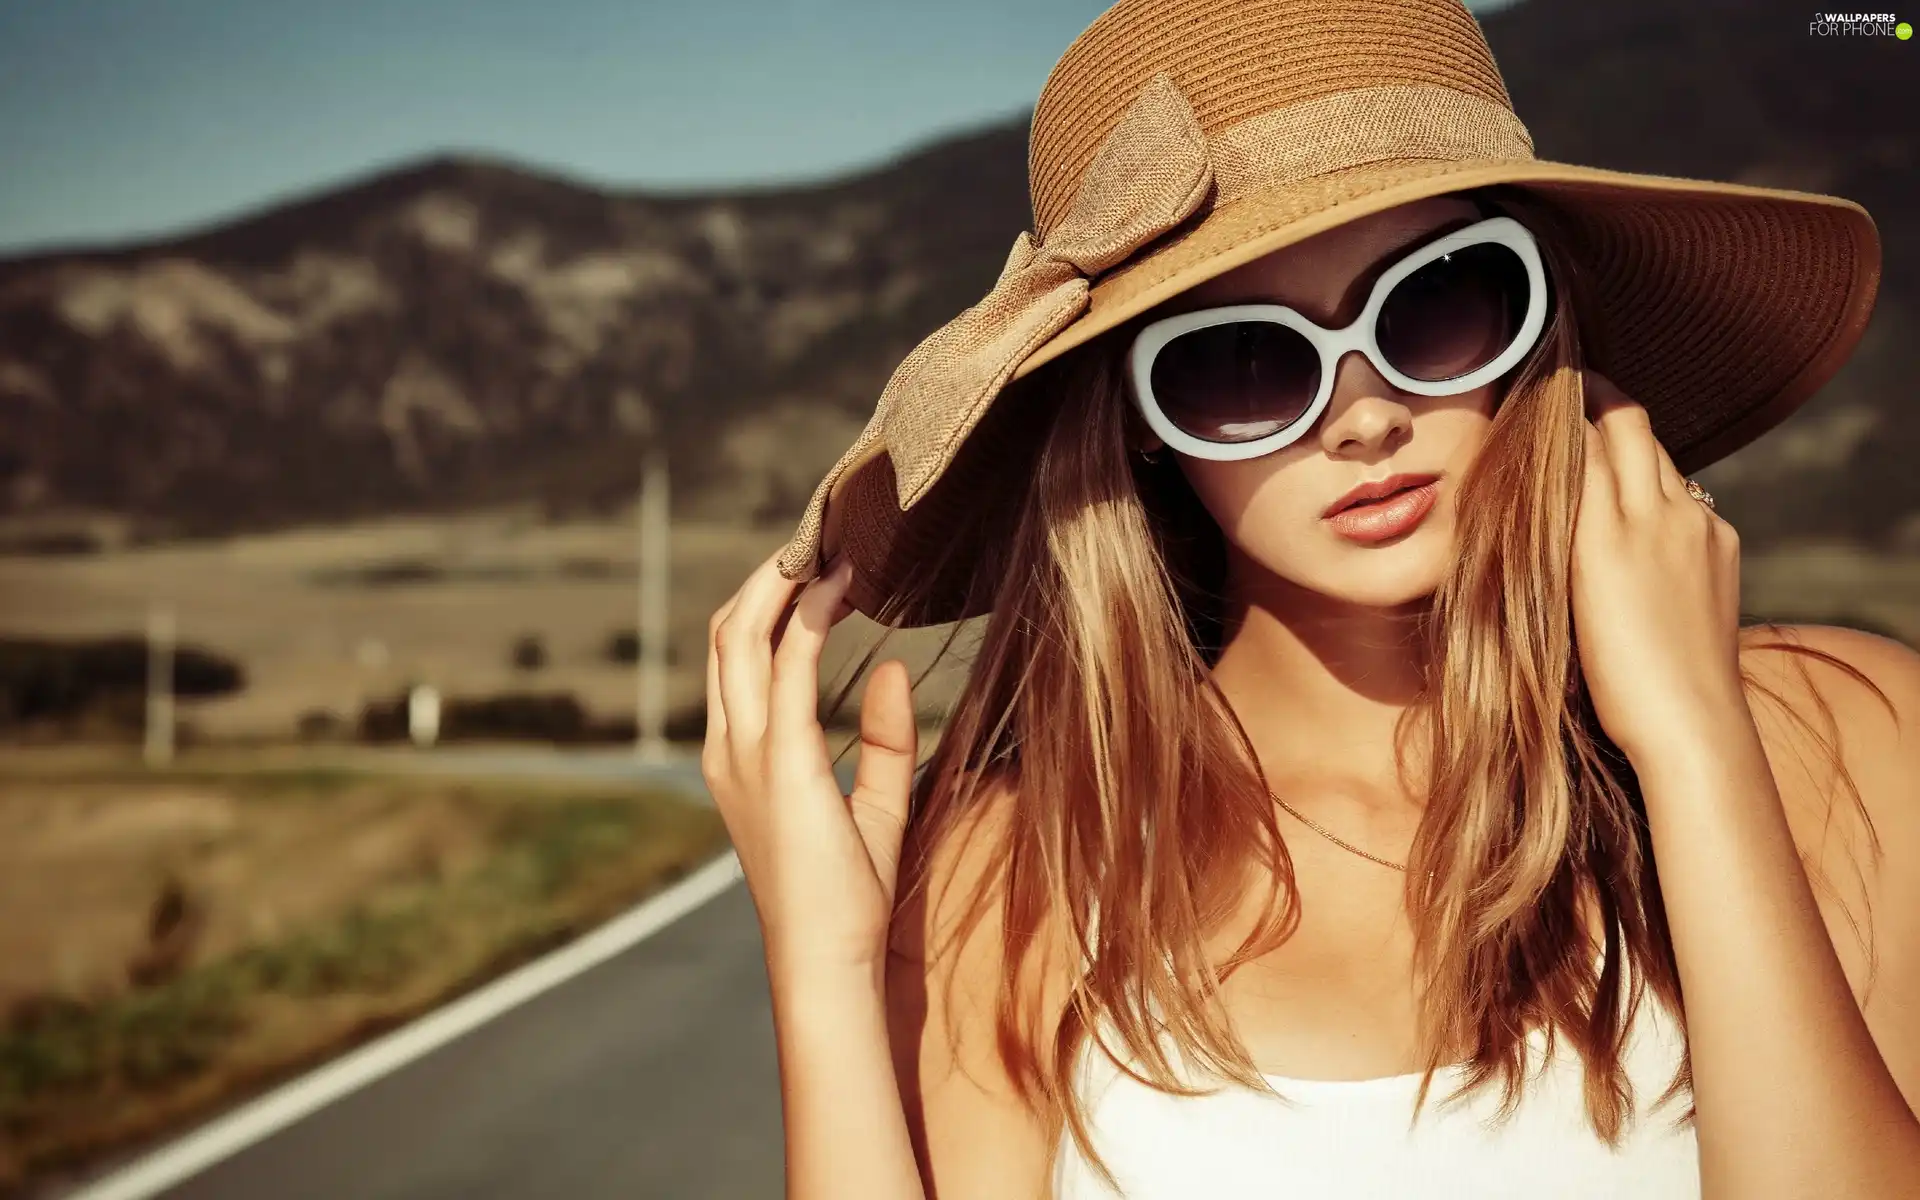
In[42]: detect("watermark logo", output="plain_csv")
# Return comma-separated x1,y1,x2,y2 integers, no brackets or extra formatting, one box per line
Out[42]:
1808,11,1910,34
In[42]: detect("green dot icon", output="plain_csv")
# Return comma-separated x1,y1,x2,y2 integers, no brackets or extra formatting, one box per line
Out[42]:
1899,21,1914,38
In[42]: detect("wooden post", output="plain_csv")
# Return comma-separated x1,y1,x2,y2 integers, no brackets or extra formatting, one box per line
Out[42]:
636,446,670,763
145,604,175,768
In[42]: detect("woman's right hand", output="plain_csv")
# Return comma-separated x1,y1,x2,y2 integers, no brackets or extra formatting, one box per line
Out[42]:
703,549,920,976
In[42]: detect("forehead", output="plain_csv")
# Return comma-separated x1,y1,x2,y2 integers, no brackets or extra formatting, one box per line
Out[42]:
1152,195,1484,326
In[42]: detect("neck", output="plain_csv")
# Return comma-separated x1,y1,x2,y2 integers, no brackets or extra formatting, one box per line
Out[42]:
1209,560,1435,806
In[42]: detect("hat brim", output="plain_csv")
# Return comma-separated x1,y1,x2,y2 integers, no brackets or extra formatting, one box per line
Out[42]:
1012,155,1880,474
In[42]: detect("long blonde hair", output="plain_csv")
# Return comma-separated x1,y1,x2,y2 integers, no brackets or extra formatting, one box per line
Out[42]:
825,185,1885,1194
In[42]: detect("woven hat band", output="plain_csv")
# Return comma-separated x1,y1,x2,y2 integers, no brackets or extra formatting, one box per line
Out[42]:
1204,83,1536,205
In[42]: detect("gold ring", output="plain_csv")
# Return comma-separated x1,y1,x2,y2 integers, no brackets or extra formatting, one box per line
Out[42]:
1684,478,1715,511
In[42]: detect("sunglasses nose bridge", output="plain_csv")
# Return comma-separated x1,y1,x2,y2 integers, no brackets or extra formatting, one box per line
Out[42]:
1326,341,1402,403
1317,318,1387,383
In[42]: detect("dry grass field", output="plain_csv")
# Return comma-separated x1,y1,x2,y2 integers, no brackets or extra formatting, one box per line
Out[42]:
0,758,730,1189
0,510,983,745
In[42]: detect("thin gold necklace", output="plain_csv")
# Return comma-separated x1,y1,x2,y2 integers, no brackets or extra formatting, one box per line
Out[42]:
1267,788,1406,872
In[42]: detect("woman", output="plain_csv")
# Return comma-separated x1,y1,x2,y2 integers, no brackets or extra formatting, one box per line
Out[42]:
704,1,1920,1197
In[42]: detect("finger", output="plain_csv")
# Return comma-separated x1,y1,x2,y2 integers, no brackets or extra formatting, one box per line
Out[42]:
848,661,919,897
1579,413,1617,522
704,594,740,784
1709,506,1740,548
1653,442,1690,501
1583,371,1667,510
1609,376,1690,501
716,547,815,766
766,555,855,781
1584,369,1695,512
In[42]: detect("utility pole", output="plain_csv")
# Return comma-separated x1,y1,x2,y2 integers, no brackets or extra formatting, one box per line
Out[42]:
145,604,175,768
635,445,670,764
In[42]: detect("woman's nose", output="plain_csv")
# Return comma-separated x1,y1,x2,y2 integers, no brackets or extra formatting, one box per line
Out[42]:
1316,350,1413,459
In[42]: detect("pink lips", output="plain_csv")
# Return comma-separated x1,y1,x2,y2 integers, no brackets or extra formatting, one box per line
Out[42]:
1323,480,1439,544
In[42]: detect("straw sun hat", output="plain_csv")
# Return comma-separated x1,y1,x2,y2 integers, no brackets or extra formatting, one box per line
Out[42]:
773,0,1881,627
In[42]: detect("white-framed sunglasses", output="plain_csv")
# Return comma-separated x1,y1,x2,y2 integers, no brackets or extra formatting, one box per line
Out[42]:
1127,215,1548,462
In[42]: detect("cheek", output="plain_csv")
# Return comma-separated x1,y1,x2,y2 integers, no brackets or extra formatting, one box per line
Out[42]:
1176,447,1320,541
1416,384,1501,467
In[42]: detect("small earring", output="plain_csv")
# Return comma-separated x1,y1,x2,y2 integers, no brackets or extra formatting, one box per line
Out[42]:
1136,443,1164,463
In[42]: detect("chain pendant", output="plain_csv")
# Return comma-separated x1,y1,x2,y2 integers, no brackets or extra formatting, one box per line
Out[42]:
1268,789,1407,872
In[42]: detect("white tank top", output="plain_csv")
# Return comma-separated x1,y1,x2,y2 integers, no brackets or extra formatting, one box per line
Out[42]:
1051,947,1700,1198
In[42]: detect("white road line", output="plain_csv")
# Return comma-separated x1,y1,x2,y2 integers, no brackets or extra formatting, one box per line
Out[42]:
65,850,746,1200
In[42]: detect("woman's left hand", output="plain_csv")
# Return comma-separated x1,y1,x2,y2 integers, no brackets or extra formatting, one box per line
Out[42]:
1570,370,1747,766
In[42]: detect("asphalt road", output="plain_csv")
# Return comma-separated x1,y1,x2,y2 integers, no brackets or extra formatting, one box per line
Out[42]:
37,750,876,1200
160,876,786,1200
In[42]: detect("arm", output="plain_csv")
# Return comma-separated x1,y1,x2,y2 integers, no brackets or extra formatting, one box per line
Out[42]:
768,774,1060,1200
707,550,1062,1199
703,551,932,1200
1627,623,1920,1199
882,781,1066,1200
1567,375,1920,1199
771,952,924,1200
1742,625,1920,1118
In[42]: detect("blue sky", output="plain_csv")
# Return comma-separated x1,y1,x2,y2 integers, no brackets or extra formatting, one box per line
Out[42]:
0,0,1523,256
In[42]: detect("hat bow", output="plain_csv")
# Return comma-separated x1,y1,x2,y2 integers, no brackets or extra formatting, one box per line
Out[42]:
874,72,1214,510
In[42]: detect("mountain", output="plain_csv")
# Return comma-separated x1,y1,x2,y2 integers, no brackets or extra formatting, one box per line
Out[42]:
0,130,1030,537
0,0,1913,546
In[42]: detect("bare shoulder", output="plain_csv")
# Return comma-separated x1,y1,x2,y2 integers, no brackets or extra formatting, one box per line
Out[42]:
1737,622,1920,1005
882,771,1073,1200
1737,621,1920,837
1738,619,1920,719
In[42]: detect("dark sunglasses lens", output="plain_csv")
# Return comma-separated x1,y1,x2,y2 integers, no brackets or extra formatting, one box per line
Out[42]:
1376,241,1531,383
1148,321,1320,444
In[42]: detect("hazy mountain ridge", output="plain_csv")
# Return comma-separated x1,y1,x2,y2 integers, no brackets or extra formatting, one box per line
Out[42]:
0,0,1913,545
0,132,1031,535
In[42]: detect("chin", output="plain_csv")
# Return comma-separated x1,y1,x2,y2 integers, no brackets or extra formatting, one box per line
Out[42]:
1311,532,1454,608
1319,573,1444,610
